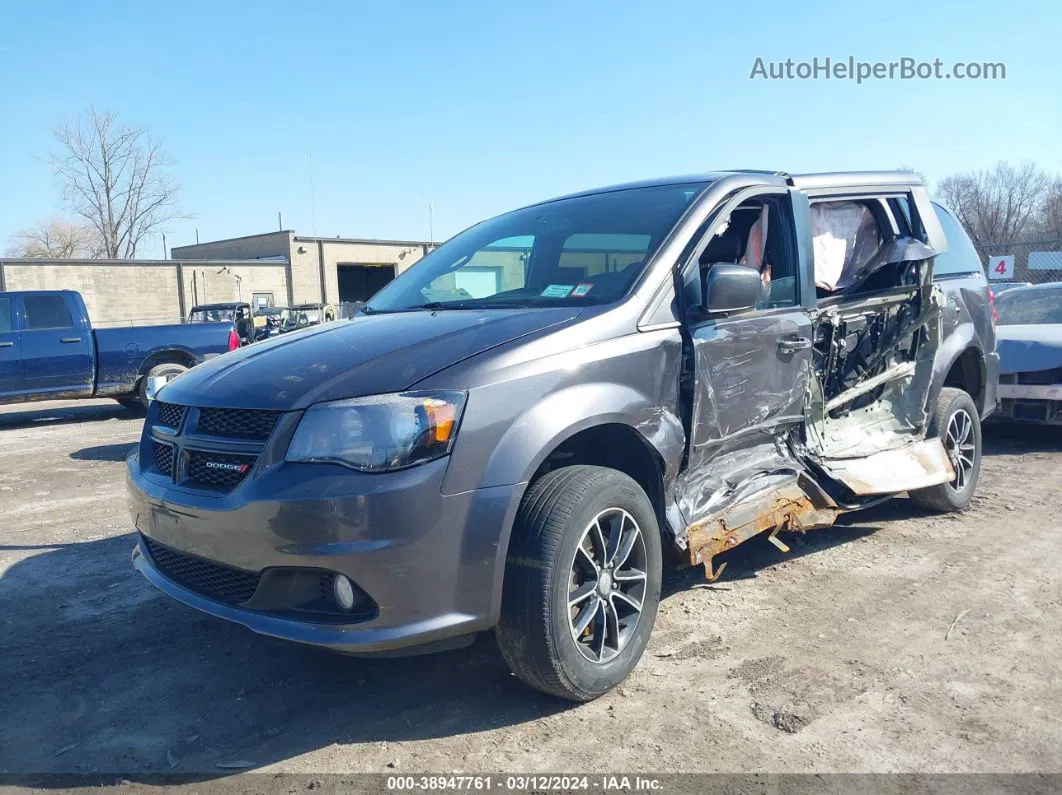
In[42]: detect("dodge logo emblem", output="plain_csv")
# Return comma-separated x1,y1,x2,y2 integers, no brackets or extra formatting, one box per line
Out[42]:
204,461,250,474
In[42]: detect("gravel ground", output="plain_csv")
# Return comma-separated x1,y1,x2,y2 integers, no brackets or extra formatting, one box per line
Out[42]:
0,399,1060,777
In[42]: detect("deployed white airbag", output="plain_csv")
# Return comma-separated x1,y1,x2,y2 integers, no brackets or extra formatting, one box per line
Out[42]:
811,202,881,291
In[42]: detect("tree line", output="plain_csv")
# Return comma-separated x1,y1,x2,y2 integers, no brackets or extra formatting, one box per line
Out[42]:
5,108,1062,260
936,162,1062,251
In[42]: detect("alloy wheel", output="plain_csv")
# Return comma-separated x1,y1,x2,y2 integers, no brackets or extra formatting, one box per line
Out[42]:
567,508,648,663
945,408,977,490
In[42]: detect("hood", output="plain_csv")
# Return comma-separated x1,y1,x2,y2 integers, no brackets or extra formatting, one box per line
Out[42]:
160,307,581,409
996,325,1062,374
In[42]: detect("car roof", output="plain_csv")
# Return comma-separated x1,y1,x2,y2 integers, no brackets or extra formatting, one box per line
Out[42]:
533,170,924,205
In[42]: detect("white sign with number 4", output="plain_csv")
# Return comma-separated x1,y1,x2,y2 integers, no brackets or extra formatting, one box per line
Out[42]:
988,255,1015,280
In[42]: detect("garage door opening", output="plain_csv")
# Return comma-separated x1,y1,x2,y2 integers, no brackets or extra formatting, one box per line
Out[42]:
338,264,396,303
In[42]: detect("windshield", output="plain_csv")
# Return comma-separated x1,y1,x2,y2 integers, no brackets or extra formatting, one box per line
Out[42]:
366,183,708,312
189,307,236,322
995,288,1062,325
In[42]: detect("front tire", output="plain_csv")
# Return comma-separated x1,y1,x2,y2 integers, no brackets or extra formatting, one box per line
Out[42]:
496,465,662,701
909,387,981,512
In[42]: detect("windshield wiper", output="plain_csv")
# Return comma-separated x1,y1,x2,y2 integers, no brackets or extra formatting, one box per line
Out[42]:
368,300,543,313
405,301,521,311
410,301,460,310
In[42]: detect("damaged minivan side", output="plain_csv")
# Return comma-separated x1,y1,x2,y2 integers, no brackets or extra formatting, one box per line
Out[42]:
127,171,990,702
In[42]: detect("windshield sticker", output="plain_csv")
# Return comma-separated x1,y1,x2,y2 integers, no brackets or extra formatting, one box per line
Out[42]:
541,284,574,298
571,283,593,297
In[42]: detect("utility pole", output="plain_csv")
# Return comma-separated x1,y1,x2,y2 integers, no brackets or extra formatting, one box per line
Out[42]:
429,201,434,246
278,211,283,231
162,233,168,259
308,149,318,239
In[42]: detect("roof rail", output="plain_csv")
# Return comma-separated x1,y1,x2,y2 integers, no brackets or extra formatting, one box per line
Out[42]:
728,169,795,186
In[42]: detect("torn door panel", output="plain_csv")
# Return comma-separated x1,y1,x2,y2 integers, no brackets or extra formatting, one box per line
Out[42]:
806,239,945,462
678,233,952,571
689,312,811,446
673,436,801,534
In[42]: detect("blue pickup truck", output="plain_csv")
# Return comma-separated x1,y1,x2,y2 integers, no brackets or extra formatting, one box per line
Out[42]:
0,290,238,408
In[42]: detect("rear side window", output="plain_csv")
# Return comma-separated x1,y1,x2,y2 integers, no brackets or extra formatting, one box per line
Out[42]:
23,295,73,330
0,298,11,333
931,203,983,277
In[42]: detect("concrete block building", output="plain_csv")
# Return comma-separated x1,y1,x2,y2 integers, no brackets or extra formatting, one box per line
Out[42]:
172,231,433,308
0,231,434,327
0,257,292,326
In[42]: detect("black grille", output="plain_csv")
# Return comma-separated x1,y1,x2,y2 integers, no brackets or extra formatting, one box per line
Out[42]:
198,408,281,439
156,401,186,429
185,451,257,490
153,441,175,478
143,537,260,605
318,573,336,605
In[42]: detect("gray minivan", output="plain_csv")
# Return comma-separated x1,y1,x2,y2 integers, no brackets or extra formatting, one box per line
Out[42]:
128,171,997,700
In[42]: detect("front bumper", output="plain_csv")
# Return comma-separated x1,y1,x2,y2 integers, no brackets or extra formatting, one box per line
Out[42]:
993,381,1062,425
127,449,524,654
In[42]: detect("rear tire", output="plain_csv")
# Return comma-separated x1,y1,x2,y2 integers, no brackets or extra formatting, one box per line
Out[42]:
137,362,189,404
909,387,981,512
496,465,662,701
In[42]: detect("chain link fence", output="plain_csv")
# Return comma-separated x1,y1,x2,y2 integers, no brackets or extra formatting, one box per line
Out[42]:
973,239,1062,288
339,301,366,319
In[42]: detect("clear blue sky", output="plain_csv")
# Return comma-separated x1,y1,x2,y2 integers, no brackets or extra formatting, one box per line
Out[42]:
1,0,1060,258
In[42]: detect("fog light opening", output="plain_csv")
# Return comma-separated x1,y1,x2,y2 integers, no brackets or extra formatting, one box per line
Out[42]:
333,575,356,611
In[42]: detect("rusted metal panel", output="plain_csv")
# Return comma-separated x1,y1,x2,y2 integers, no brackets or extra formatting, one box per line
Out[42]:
686,480,839,581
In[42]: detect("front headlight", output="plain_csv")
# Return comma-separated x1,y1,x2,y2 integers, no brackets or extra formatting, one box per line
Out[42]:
285,390,467,472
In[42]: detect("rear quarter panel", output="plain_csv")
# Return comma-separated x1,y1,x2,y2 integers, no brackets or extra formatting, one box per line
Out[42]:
930,272,997,417
93,321,234,395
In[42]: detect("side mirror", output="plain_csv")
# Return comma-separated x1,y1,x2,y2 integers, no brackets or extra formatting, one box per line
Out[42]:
700,263,762,315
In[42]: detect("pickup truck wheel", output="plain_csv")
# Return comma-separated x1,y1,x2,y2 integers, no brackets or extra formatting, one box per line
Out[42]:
137,362,189,404
909,387,981,512
496,465,662,701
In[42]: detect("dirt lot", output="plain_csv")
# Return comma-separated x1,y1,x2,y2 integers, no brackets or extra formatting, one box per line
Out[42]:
1,399,1060,777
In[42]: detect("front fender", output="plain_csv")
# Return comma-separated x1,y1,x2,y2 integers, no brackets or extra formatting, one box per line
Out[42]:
501,382,683,488
445,381,685,625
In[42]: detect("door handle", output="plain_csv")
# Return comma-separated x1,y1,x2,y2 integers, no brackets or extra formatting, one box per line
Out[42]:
0,341,12,348
778,336,812,353
60,337,82,344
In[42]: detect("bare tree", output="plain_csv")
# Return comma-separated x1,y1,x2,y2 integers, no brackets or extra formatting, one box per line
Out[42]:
936,161,1050,249
5,217,105,258
50,107,182,259
1036,176,1062,240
